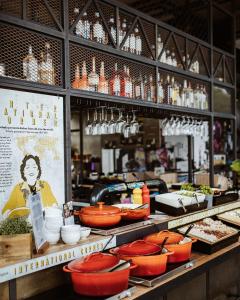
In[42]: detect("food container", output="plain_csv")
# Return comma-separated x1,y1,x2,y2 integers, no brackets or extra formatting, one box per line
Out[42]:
63,253,133,296
144,230,183,245
74,202,127,227
61,225,81,245
113,204,148,220
110,240,173,276
165,238,197,263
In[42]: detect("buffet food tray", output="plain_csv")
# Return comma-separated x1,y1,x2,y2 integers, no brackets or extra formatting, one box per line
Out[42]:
217,212,240,227
129,260,195,287
213,192,239,206
155,201,208,216
90,219,154,236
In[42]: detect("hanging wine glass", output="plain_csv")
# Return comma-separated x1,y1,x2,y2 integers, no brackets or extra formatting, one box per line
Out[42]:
85,110,92,135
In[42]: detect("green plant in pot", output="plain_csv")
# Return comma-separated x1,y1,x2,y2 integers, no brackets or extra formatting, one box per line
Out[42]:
0,217,32,263
200,185,213,208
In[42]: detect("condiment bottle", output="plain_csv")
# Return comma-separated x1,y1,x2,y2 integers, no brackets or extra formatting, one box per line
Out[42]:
142,185,150,217
132,188,142,204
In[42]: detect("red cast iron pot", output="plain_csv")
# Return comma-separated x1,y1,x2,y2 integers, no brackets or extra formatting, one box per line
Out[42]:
110,240,174,277
74,202,127,227
165,238,197,263
63,252,135,297
144,230,183,245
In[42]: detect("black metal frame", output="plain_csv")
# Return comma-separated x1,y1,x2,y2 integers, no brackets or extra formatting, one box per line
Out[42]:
0,0,237,200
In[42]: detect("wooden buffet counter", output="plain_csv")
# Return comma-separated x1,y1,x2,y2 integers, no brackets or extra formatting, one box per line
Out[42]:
1,200,240,300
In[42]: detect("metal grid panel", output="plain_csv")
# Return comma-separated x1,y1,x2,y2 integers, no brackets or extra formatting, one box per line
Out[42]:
69,0,89,26
0,23,63,86
213,51,224,82
27,0,62,30
70,43,156,102
157,68,210,111
70,0,115,47
225,56,234,85
0,0,22,17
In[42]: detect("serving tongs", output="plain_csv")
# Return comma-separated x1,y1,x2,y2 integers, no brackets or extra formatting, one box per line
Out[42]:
178,198,187,213
193,193,200,207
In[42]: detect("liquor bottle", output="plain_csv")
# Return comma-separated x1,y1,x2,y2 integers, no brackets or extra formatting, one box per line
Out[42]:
72,64,80,89
172,77,179,106
78,60,89,90
135,25,142,55
23,45,38,82
186,53,190,69
143,75,150,101
160,48,167,64
88,57,99,92
157,33,163,59
163,75,173,105
119,18,127,45
178,84,183,106
166,50,172,65
93,12,105,44
98,61,108,94
83,12,91,40
182,79,188,107
194,59,200,74
171,51,177,67
129,28,136,54
126,67,133,98
157,72,164,104
134,73,144,99
74,8,83,37
123,21,130,52
188,82,194,108
120,65,127,97
193,84,199,109
149,75,156,102
109,15,116,43
202,85,208,110
39,43,55,85
110,63,120,96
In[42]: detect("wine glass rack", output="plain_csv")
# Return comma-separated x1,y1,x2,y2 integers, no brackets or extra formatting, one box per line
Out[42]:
0,0,237,197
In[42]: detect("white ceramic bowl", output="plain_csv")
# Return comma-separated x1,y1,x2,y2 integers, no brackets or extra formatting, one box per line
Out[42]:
79,227,91,239
61,230,81,245
61,225,81,232
44,230,60,245
45,207,63,217
45,222,61,232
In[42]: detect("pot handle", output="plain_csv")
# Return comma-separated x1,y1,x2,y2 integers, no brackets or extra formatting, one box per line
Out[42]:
191,238,198,243
129,263,138,270
63,265,72,273
165,251,174,256
109,248,118,255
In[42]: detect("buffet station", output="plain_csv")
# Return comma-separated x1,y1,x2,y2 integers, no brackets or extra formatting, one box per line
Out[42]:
1,181,240,300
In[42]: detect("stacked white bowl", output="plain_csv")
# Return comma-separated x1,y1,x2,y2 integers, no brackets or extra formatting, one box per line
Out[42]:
61,225,91,245
44,207,63,245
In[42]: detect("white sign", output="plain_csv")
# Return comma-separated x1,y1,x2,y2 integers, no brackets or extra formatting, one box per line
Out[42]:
0,89,65,221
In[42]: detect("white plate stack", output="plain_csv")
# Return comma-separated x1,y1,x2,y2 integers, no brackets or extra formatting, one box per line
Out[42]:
44,207,63,245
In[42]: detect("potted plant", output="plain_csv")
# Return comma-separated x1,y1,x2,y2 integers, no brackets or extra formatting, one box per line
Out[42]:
0,217,32,263
200,185,213,208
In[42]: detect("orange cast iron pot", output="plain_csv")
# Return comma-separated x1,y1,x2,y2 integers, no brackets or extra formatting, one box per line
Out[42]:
121,208,148,221
74,202,127,227
63,264,136,296
144,230,183,245
165,238,197,263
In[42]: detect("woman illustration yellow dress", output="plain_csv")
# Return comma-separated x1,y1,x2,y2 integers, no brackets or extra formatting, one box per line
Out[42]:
2,154,57,218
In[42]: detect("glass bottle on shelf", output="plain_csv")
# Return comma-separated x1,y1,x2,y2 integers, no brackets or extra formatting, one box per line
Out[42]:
88,57,99,92
166,50,172,65
120,65,127,97
119,18,127,45
134,73,144,99
193,84,200,109
194,59,200,74
129,28,136,54
157,72,164,104
98,61,108,94
83,12,91,40
135,25,142,55
123,21,130,52
182,79,188,107
109,15,116,43
93,12,105,44
79,61,89,90
143,75,150,101
157,33,163,59
74,8,83,37
164,75,172,105
72,64,80,89
172,77,180,106
39,43,55,85
202,85,208,110
149,75,156,102
110,63,120,96
171,51,177,67
23,45,38,82
126,67,133,98
188,82,194,108
186,53,190,69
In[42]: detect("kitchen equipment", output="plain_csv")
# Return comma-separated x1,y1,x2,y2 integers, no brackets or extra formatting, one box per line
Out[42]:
61,225,81,245
74,202,127,227
144,230,183,245
113,204,148,220
63,252,134,296
79,227,91,239
110,240,173,276
44,229,60,245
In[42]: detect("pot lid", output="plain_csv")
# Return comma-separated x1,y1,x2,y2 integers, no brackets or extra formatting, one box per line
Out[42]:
116,240,161,256
68,252,119,272
81,202,121,215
